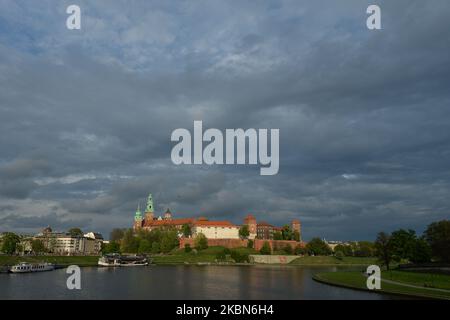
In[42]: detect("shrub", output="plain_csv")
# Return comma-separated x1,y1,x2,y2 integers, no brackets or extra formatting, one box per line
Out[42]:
295,246,306,255
194,233,208,250
283,245,293,255
231,250,249,263
247,239,254,249
184,244,192,253
260,241,271,255
335,250,344,260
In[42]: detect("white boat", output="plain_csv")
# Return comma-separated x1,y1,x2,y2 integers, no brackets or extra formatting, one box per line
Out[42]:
10,262,55,273
98,254,149,267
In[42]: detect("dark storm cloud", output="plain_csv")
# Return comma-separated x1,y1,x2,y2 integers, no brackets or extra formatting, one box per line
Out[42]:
0,0,449,239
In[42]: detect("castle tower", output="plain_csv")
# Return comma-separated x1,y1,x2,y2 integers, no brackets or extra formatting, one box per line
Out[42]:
145,193,154,221
244,214,257,239
134,203,143,230
164,208,172,220
292,219,302,242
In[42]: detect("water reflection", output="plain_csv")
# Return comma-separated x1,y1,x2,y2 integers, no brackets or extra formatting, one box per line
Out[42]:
0,265,394,300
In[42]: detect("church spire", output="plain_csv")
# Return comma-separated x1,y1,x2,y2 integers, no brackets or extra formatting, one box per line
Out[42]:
134,202,142,221
145,193,154,213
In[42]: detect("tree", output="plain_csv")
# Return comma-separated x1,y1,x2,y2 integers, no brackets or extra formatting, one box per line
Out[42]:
295,246,306,255
110,228,125,242
260,241,271,255
184,244,192,253
335,250,344,260
151,242,160,254
1,232,20,254
102,241,120,254
31,239,46,254
121,229,139,253
194,233,208,250
305,238,332,256
390,229,417,261
283,245,293,255
410,238,432,264
354,241,375,257
247,239,254,249
182,224,192,238
68,228,83,237
273,232,283,240
160,230,179,253
374,232,394,270
281,225,293,240
334,244,353,256
239,225,250,239
138,239,152,253
424,220,450,262
293,230,300,242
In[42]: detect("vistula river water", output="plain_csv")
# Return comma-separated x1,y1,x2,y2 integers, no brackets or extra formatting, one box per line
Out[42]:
0,265,399,300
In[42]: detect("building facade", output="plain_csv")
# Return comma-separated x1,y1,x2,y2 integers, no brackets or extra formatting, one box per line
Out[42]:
133,193,302,243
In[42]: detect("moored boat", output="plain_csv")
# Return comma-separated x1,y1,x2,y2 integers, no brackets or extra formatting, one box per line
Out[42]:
98,254,149,267
10,262,55,273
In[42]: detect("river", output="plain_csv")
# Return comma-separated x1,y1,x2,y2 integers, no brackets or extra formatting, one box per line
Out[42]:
0,265,397,299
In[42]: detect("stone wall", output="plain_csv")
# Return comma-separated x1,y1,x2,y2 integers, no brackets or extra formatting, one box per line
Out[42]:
249,255,299,264
179,237,305,251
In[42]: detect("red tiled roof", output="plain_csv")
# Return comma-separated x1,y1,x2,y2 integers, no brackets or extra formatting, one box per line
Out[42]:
143,218,193,227
257,221,275,227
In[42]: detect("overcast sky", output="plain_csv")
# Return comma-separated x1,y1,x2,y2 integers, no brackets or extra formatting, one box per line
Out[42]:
0,0,449,240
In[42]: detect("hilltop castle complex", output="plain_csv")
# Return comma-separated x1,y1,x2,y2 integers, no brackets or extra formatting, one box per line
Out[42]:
133,194,302,244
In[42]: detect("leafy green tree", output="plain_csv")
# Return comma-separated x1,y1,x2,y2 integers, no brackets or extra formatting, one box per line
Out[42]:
194,233,208,250
138,239,152,253
305,238,332,256
283,245,293,255
334,244,353,256
151,242,160,254
239,225,250,239
1,232,20,254
273,232,283,240
31,239,46,254
281,225,293,240
121,229,139,253
375,232,394,270
424,220,450,262
110,228,126,242
231,250,249,263
247,239,254,249
182,224,192,238
260,241,271,255
102,241,121,254
390,229,417,261
354,241,375,257
295,246,306,255
410,238,432,263
160,230,179,253
184,244,192,253
335,250,344,260
68,228,83,237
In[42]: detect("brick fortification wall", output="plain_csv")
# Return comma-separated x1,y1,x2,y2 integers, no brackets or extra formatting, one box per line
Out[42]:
179,237,305,251
179,238,247,249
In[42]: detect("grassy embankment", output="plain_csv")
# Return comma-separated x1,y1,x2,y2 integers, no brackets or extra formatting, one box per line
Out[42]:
289,256,378,266
151,246,257,264
313,269,450,300
0,255,99,267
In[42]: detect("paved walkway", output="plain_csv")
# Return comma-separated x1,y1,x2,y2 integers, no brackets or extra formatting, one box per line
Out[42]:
381,278,450,293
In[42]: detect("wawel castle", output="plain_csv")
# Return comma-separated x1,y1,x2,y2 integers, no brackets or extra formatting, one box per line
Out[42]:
133,194,302,242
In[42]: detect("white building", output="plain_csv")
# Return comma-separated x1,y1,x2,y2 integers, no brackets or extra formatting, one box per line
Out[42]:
192,220,240,239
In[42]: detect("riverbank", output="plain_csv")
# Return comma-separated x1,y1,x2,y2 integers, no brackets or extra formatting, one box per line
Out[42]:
290,256,377,266
0,255,99,267
313,270,450,300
